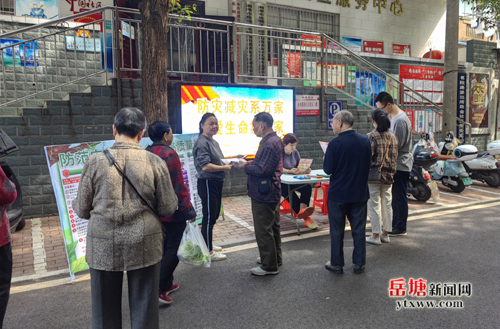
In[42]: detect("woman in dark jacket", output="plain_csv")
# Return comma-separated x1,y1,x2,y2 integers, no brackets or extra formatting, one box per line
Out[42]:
193,113,232,261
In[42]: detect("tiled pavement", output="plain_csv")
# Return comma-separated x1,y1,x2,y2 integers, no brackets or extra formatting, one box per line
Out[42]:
10,181,500,282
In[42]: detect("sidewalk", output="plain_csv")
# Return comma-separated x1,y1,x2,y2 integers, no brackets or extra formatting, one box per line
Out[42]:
11,181,500,282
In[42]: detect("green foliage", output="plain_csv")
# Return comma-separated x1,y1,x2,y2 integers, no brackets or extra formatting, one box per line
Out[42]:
169,0,197,23
462,0,500,28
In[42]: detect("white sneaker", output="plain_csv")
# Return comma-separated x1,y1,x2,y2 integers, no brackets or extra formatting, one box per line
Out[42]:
210,251,227,261
250,266,279,276
366,236,381,245
212,245,223,252
380,235,390,243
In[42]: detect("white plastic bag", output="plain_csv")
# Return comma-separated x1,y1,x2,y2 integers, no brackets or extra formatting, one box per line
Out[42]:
177,221,211,268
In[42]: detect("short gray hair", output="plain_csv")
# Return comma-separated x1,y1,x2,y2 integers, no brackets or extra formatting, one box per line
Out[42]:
335,110,354,127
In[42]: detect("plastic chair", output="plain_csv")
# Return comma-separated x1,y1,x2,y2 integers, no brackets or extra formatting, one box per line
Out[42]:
279,199,298,218
313,182,329,215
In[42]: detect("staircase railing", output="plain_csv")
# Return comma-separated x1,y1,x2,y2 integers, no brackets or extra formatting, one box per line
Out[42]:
0,6,112,109
0,7,472,144
321,35,472,143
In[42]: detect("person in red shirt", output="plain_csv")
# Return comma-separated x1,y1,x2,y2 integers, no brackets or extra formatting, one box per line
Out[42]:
146,121,197,305
0,167,18,328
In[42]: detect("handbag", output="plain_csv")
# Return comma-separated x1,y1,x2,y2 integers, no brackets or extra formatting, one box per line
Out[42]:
258,177,272,194
103,149,162,218
368,144,390,183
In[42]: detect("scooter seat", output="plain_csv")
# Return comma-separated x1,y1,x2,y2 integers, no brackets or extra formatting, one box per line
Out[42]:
438,154,456,160
477,150,490,157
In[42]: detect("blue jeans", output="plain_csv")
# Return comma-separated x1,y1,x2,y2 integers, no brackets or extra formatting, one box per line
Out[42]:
392,171,410,231
327,201,367,267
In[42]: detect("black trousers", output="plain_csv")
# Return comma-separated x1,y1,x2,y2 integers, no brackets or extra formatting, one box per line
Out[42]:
197,179,223,252
392,171,410,231
281,183,313,214
89,262,161,329
159,221,186,291
0,243,12,329
328,201,367,267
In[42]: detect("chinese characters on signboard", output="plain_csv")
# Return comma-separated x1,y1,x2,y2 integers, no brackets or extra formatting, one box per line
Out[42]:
393,43,411,57
296,95,320,116
181,85,294,157
400,65,444,105
333,0,404,15
363,40,384,54
469,73,489,129
456,73,467,139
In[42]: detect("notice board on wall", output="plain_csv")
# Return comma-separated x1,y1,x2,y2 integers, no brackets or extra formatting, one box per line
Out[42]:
400,64,444,105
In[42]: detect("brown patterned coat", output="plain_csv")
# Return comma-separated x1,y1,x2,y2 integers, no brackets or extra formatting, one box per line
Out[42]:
74,142,178,271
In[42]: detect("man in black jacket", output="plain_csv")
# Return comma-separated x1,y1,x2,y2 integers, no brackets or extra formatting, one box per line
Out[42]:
323,110,371,275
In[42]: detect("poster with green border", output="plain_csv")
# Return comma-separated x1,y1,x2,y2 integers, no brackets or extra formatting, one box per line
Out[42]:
44,134,201,280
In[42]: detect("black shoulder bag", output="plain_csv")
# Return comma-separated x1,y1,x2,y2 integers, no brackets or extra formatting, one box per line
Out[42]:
103,149,161,218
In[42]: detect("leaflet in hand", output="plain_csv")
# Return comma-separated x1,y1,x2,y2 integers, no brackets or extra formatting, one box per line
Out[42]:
297,159,313,173
319,141,328,154
221,158,247,166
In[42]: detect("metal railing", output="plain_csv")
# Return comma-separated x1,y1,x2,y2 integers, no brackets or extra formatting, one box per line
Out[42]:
0,7,471,143
0,7,112,109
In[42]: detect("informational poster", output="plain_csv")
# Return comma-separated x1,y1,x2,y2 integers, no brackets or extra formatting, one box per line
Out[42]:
363,40,384,54
16,0,58,19
45,134,201,280
303,62,345,88
180,85,294,157
469,72,490,129
356,72,385,106
66,36,101,52
296,95,320,116
400,65,443,105
404,110,414,130
342,37,362,52
457,72,467,139
393,43,411,57
386,74,399,101
348,66,356,83
58,0,113,22
1,39,38,67
301,35,321,47
286,52,301,78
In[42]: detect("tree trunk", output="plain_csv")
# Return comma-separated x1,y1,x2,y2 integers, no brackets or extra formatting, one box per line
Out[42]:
139,0,169,123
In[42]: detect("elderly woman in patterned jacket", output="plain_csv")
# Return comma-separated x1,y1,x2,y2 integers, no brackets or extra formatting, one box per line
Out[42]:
74,107,178,329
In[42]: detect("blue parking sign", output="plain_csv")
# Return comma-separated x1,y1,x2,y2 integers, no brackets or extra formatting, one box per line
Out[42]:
327,101,342,129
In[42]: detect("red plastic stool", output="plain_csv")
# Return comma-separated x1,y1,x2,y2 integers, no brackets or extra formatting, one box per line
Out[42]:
279,199,298,218
313,182,329,215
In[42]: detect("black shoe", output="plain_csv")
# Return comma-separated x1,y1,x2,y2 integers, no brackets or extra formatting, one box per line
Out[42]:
389,228,407,236
325,261,343,274
353,264,365,274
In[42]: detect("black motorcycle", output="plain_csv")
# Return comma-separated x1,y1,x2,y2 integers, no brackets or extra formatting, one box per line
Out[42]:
0,129,24,232
407,134,440,202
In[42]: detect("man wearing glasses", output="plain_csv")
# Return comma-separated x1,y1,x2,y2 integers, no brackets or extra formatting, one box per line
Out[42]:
374,92,413,237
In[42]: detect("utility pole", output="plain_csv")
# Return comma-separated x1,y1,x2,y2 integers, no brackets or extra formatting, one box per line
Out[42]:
442,0,459,140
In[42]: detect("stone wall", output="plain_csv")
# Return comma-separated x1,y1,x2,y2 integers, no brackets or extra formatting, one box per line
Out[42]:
466,40,497,69
1,80,139,218
0,21,103,116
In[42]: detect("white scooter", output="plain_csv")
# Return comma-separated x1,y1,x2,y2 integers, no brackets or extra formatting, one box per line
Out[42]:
462,140,500,187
